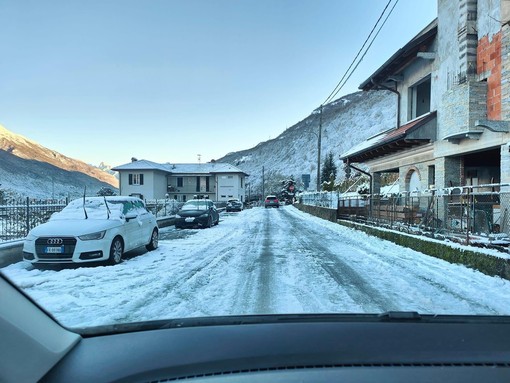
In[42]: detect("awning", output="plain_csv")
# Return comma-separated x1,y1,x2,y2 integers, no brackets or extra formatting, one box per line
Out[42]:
341,111,437,163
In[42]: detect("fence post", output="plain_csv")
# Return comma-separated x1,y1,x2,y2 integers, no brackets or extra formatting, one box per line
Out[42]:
466,188,471,245
26,197,30,236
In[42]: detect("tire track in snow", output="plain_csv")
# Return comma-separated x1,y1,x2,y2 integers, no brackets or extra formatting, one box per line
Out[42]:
281,208,396,312
284,207,507,314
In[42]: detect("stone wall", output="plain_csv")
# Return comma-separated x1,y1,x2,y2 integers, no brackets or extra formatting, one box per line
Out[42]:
293,203,337,222
438,81,487,139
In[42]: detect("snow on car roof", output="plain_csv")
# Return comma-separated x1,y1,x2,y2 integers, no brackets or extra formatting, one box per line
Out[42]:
51,197,143,220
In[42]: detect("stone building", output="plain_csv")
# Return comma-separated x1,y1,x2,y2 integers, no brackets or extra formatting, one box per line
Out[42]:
341,0,510,194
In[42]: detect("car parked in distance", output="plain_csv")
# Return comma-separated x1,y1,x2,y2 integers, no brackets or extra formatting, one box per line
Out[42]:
22,196,159,266
264,195,280,208
226,198,243,212
174,199,219,229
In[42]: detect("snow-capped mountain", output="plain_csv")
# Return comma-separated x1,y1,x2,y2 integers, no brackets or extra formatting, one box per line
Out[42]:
0,125,118,199
218,90,396,194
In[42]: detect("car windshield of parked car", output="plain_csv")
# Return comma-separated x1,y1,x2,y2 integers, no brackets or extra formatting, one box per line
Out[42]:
2,1,510,336
52,198,125,221
181,201,211,211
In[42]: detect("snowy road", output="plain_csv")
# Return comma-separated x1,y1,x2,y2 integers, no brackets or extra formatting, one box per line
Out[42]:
3,205,510,328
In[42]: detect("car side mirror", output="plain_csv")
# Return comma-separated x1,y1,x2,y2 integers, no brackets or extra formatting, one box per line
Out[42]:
125,213,137,222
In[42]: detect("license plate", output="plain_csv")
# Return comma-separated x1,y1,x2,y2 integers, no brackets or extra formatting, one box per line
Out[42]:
45,246,64,254
185,217,195,223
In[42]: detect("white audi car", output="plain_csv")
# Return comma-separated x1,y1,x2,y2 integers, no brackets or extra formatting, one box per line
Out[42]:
22,196,159,265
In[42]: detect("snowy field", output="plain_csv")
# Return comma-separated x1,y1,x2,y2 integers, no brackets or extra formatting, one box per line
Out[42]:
2,205,510,329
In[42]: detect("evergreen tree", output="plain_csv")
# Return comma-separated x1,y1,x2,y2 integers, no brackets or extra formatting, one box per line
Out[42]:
320,151,337,186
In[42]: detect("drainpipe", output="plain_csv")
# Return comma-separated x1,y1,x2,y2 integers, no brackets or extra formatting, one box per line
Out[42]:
371,79,400,128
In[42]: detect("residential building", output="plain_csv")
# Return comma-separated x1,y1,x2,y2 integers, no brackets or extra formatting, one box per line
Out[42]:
341,0,510,195
112,159,248,202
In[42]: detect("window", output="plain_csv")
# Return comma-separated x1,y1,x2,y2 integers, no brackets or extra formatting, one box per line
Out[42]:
128,173,144,185
409,76,431,119
177,177,183,187
206,176,210,192
196,176,200,192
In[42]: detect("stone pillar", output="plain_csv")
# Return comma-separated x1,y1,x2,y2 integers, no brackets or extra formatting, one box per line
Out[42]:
502,24,510,120
501,144,510,190
458,0,478,76
435,156,463,189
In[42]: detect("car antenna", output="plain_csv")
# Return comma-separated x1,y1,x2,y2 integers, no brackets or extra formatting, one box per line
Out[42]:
104,196,111,219
83,187,88,219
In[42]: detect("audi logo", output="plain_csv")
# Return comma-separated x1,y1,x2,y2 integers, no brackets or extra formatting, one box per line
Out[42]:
47,238,63,245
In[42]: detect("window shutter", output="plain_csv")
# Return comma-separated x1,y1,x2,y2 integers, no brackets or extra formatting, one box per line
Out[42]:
140,174,144,185
129,174,133,185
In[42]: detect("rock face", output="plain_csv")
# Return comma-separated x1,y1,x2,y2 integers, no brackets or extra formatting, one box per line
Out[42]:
0,124,118,199
218,90,396,194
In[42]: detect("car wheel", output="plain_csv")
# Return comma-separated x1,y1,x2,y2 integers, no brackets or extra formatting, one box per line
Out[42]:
108,236,124,265
146,228,158,251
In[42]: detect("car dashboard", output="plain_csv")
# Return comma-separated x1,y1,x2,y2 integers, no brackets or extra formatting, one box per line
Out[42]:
2,274,510,383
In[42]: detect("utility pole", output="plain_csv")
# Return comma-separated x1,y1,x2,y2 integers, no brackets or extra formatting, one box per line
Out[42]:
316,104,323,191
262,166,265,201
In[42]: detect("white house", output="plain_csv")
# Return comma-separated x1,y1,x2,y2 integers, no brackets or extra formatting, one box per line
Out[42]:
112,159,249,202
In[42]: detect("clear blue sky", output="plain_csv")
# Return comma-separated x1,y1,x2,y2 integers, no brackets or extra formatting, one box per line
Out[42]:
0,0,436,167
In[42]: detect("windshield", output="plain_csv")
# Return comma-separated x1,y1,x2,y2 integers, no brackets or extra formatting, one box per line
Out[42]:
53,198,125,220
2,0,510,334
181,201,211,211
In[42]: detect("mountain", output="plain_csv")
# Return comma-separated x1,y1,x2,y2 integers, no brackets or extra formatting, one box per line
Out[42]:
218,90,396,195
0,125,118,199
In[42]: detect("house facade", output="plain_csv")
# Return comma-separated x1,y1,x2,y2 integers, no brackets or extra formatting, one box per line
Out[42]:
112,160,248,202
341,0,510,195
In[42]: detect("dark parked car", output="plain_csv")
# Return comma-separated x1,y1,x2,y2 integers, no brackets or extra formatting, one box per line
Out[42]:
174,199,219,229
264,195,280,208
226,199,243,212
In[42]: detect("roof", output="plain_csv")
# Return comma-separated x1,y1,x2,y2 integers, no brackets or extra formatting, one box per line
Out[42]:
359,18,438,91
111,159,169,172
112,160,249,176
340,112,437,163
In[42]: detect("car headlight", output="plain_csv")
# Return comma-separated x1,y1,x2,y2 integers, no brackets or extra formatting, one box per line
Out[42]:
25,233,37,241
199,213,209,218
175,214,182,218
78,230,106,241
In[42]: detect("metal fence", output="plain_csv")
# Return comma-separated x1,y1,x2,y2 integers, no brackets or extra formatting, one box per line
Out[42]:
301,185,510,247
144,199,183,217
0,198,68,242
299,191,340,209
0,197,187,242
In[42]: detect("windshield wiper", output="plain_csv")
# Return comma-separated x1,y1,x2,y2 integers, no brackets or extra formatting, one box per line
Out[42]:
104,196,111,219
76,313,510,337
82,187,88,219
378,311,422,321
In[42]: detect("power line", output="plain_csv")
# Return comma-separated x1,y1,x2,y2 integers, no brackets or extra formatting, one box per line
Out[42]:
323,0,399,106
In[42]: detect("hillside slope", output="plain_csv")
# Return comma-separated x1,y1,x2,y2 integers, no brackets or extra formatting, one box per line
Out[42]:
0,125,118,199
218,90,396,194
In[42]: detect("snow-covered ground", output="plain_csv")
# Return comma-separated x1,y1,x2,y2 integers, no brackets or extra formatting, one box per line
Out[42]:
2,206,510,329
